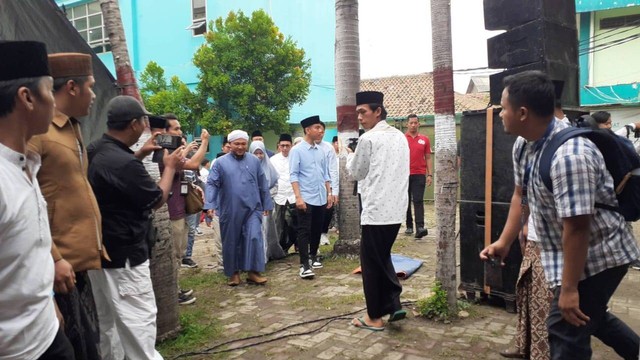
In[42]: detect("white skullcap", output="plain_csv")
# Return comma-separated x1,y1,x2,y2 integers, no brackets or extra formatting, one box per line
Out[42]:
227,130,249,143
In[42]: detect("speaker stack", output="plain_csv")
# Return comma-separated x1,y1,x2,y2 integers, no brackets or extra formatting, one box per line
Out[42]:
459,109,522,312
485,0,579,107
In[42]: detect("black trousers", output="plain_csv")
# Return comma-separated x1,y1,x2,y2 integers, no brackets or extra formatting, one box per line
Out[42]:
361,224,402,319
296,203,325,265
547,264,639,360
54,271,101,360
275,202,298,253
38,327,75,360
406,174,426,229
321,206,334,234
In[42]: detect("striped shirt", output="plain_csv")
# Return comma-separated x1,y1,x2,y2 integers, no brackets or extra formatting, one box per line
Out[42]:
513,120,640,288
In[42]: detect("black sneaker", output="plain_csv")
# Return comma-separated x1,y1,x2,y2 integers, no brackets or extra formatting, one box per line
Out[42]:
404,227,413,235
415,228,428,239
299,264,315,279
311,257,323,269
630,259,640,271
180,288,194,297
179,293,196,305
181,258,198,268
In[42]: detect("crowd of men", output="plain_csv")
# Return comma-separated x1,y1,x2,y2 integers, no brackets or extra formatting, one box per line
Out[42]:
2,40,638,360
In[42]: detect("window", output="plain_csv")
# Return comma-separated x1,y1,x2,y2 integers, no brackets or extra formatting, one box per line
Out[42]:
190,0,207,36
600,14,640,30
65,1,111,53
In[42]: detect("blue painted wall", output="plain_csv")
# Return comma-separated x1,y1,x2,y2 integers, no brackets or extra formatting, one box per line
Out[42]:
577,0,640,12
56,0,336,124
577,4,640,106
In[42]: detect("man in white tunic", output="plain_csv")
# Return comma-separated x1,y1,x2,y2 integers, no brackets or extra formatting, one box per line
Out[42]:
0,40,75,359
347,91,410,331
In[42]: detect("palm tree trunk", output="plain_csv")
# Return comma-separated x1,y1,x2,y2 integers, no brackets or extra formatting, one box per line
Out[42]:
430,0,458,310
100,0,180,341
333,0,361,256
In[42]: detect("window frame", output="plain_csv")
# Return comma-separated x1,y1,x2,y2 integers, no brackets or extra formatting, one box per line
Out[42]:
65,1,111,53
190,0,207,36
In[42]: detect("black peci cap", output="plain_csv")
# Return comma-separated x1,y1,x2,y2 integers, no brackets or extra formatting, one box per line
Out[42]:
0,41,50,81
356,91,384,106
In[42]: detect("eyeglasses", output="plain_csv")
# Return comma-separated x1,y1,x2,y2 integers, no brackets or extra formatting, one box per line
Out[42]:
279,144,291,148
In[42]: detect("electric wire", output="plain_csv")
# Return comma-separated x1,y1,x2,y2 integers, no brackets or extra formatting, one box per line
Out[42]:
171,301,417,359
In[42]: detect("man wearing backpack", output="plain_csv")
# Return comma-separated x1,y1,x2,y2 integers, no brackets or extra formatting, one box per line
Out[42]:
481,71,640,360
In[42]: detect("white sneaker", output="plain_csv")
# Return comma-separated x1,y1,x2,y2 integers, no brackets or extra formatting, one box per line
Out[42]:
299,265,315,278
320,233,330,245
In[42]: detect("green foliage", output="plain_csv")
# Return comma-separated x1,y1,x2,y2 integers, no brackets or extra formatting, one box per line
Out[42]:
157,310,222,357
193,9,311,135
139,62,213,134
417,281,452,320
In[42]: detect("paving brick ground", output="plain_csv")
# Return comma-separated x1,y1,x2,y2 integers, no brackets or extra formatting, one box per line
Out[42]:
162,221,640,360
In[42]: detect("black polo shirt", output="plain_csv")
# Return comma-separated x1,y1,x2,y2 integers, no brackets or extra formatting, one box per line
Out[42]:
87,134,162,268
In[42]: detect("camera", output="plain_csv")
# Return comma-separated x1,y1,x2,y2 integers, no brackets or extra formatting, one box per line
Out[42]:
152,134,182,163
347,138,358,152
156,134,182,150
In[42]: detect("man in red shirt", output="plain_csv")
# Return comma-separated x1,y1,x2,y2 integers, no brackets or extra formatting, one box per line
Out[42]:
405,114,432,238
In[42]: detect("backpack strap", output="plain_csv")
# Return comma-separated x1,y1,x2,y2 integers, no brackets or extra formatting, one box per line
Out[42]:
538,127,592,192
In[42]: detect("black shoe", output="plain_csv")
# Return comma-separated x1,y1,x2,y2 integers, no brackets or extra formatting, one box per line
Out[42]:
180,288,194,297
311,256,323,269
299,264,315,279
179,293,196,305
181,258,198,268
415,228,428,238
630,259,640,270
404,227,413,235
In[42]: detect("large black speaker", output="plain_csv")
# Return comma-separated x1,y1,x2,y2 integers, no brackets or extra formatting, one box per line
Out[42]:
484,0,577,30
489,61,579,107
460,109,522,312
485,0,578,107
459,201,522,312
488,20,578,69
460,109,518,203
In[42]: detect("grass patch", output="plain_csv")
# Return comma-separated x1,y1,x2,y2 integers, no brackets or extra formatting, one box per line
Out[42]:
417,281,453,321
179,269,227,290
157,309,223,358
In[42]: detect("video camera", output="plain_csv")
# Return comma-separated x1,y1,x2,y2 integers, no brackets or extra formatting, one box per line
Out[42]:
347,129,366,152
152,134,182,163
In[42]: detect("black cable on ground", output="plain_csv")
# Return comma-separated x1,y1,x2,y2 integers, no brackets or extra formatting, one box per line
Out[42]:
171,301,416,359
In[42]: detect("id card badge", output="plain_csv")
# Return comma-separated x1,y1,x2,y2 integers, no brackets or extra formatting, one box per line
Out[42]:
180,180,189,195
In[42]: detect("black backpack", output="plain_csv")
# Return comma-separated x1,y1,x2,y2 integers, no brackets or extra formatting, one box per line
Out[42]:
538,127,640,222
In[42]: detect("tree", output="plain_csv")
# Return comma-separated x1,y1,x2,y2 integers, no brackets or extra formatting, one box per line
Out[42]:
193,10,311,134
333,0,361,255
139,61,212,135
100,0,180,340
430,0,458,310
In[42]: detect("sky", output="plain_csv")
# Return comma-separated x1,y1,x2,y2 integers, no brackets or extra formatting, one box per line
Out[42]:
359,0,502,93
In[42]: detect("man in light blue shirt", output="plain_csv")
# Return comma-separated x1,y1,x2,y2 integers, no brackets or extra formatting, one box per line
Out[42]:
289,115,333,279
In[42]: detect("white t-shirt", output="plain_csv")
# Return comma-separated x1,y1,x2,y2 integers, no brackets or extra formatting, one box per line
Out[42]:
0,143,58,359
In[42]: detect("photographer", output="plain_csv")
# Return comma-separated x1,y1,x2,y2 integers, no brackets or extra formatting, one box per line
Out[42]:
162,114,209,305
87,95,184,359
347,91,409,331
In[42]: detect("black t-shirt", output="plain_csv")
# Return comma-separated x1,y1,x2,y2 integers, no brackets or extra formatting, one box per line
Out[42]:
87,134,163,268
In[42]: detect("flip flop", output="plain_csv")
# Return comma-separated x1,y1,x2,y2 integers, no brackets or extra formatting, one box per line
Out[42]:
351,317,384,332
388,309,407,322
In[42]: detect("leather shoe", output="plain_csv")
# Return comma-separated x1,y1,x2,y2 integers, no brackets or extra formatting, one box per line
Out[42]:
415,228,428,238
247,271,267,285
227,272,241,286
498,348,528,359
404,227,413,235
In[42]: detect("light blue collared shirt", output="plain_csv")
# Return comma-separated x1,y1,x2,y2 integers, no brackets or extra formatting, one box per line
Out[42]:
289,139,330,206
